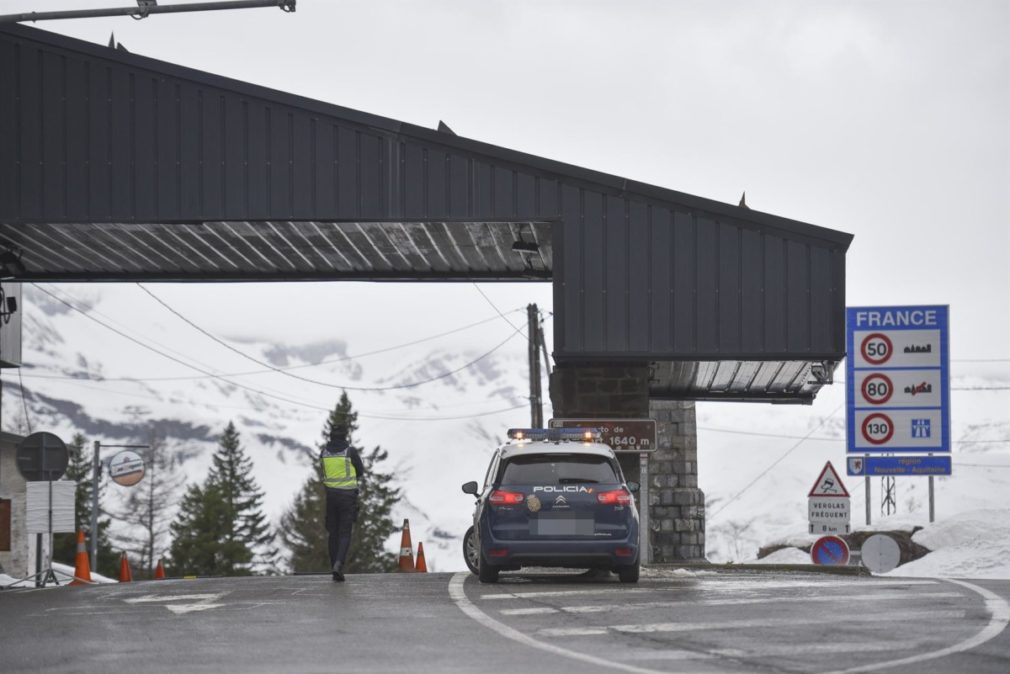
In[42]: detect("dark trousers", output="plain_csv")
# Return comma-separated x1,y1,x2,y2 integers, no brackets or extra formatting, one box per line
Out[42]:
325,488,358,569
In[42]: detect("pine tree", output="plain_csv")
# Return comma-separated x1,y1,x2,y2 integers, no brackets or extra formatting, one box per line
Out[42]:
114,426,184,578
53,433,118,577
168,422,276,576
168,482,229,576
279,392,400,573
344,445,400,573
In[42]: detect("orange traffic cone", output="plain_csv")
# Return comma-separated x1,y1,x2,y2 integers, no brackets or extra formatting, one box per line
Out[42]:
69,530,92,586
118,552,133,583
415,542,428,573
397,519,415,572
154,558,166,580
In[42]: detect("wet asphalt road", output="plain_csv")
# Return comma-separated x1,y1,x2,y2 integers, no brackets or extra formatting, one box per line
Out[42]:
0,569,1007,673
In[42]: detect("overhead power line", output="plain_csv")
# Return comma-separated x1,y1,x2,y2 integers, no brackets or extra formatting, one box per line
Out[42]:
30,284,333,412
709,405,844,519
34,283,523,393
5,368,529,423
19,306,522,383
698,426,1009,444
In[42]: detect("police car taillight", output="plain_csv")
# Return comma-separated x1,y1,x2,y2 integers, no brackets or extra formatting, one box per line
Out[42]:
596,489,631,505
489,489,524,506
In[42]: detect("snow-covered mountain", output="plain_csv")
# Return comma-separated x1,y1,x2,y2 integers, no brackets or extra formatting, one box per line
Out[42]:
5,284,1009,572
6,283,541,572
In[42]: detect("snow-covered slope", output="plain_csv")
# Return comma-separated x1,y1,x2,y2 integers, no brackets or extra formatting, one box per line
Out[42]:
5,283,546,573
5,283,1008,573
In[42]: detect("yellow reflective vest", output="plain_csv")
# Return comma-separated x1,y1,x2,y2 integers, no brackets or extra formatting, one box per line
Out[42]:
322,449,358,490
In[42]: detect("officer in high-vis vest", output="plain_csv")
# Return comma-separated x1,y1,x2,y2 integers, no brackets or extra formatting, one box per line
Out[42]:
321,425,365,582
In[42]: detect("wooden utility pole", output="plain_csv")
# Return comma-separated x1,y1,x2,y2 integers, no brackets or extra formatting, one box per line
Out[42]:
527,304,543,428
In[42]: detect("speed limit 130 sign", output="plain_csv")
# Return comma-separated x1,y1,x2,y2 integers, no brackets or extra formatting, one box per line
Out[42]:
845,306,950,455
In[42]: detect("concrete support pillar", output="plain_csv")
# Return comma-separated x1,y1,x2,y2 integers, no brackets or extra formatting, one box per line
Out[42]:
648,400,706,562
549,364,707,563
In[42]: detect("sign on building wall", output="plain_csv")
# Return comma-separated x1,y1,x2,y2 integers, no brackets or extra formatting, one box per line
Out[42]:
845,306,951,470
548,419,657,452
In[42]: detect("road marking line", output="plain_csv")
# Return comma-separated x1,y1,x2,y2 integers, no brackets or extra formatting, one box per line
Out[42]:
449,573,669,674
558,591,962,614
825,578,1010,674
123,593,223,604
640,578,939,590
481,579,938,601
480,588,654,600
624,650,712,661
500,607,558,616
165,603,227,615
122,592,227,615
713,641,926,658
538,610,966,637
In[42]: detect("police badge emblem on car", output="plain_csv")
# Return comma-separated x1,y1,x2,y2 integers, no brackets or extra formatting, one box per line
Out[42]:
526,494,542,513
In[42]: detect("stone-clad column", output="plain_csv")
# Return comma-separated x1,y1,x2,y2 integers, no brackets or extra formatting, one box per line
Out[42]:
648,400,706,562
549,364,707,562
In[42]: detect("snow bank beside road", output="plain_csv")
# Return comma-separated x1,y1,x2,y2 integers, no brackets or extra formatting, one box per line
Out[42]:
885,509,1010,580
0,563,117,589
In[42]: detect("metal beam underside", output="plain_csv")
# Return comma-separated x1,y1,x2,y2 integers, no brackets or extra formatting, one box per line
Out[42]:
648,360,834,404
0,220,553,281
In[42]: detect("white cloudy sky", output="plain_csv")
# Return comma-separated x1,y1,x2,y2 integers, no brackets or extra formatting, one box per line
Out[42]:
2,1,1007,401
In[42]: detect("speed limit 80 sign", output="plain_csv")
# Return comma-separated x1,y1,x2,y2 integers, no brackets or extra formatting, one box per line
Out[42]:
846,306,950,455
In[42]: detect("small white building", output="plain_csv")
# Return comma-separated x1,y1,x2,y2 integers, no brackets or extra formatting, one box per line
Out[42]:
0,430,40,579
0,282,31,579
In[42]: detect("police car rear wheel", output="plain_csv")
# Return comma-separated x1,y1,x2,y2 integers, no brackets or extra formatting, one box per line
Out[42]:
617,560,640,583
477,552,499,583
463,526,479,576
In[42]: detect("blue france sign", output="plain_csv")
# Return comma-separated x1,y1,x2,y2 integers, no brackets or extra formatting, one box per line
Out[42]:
846,455,952,477
846,306,951,455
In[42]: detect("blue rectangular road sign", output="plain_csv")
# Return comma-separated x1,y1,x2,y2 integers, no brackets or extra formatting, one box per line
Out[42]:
846,305,951,456
846,455,952,477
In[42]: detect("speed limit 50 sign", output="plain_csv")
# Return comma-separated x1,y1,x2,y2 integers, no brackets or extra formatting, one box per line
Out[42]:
846,306,950,455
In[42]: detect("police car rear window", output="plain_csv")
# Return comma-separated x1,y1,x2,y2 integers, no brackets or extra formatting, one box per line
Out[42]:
499,454,619,486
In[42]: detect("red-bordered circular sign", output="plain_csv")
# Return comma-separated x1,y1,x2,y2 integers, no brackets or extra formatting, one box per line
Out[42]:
860,332,893,365
861,373,894,405
810,536,850,566
861,413,894,445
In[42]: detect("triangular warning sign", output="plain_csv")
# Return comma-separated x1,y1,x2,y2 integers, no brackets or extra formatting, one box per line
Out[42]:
808,461,850,497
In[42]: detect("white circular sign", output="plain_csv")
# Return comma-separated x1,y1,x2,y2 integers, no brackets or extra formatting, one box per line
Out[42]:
109,450,145,487
861,534,902,574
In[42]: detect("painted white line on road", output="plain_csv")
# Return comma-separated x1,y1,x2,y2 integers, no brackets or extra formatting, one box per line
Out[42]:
165,603,227,615
538,609,966,637
480,588,654,601
558,591,962,614
641,578,939,590
826,578,1010,674
122,592,227,615
500,607,558,616
714,641,926,658
623,650,712,661
123,593,224,604
449,573,669,674
481,579,938,601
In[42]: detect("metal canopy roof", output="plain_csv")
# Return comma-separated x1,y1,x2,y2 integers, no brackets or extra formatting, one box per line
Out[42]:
0,24,853,403
0,219,552,281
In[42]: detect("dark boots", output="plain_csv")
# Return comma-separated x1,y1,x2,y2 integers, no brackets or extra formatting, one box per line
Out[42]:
331,561,345,582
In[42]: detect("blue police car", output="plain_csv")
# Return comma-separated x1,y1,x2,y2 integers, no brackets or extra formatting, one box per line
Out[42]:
461,428,640,583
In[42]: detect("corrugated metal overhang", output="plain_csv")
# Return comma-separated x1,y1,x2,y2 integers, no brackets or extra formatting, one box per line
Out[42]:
0,220,552,281
649,360,835,404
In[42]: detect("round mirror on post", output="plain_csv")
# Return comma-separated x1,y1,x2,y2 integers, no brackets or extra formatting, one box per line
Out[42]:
108,450,146,487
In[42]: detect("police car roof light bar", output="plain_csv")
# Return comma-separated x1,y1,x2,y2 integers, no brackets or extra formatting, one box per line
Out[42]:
507,428,601,442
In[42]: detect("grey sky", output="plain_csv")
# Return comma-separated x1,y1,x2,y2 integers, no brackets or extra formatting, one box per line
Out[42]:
2,0,1007,366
